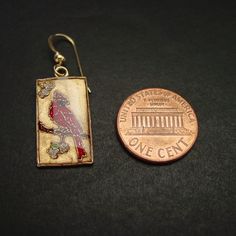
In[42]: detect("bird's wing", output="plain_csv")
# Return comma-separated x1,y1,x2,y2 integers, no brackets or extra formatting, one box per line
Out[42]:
58,107,84,134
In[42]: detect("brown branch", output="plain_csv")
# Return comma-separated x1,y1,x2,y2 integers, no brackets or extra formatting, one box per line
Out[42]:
38,121,89,138
38,121,55,134
38,121,71,136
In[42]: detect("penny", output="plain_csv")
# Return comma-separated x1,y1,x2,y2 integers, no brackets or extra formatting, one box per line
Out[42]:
117,88,198,163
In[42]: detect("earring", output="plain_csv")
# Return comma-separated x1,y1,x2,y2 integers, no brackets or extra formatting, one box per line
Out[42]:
36,33,93,167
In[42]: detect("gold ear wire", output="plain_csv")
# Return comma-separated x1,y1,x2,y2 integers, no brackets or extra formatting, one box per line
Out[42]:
48,33,91,93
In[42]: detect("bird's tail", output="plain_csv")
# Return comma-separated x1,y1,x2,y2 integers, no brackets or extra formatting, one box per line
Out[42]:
73,136,86,160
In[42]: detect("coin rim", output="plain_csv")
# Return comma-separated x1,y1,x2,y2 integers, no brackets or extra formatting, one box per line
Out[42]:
116,88,198,164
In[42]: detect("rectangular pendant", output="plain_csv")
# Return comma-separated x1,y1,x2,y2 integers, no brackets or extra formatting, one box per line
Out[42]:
36,76,93,167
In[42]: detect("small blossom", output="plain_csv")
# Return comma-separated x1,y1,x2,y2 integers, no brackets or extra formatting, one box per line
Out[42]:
59,142,69,153
38,89,49,98
47,141,69,159
38,81,55,99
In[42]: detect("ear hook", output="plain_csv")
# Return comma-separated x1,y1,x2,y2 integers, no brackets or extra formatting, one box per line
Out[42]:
48,33,91,93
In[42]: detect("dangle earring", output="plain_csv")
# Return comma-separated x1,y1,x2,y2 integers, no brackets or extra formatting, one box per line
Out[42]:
36,33,93,167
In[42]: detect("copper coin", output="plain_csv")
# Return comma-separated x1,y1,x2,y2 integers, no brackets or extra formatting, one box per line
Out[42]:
117,88,198,163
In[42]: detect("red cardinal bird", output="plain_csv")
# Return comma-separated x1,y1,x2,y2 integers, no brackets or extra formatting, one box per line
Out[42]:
49,91,86,160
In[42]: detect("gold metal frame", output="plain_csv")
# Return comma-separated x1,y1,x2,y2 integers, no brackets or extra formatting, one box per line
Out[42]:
36,76,93,167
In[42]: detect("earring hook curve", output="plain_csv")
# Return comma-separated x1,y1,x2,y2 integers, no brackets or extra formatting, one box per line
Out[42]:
48,33,91,93
48,33,84,77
